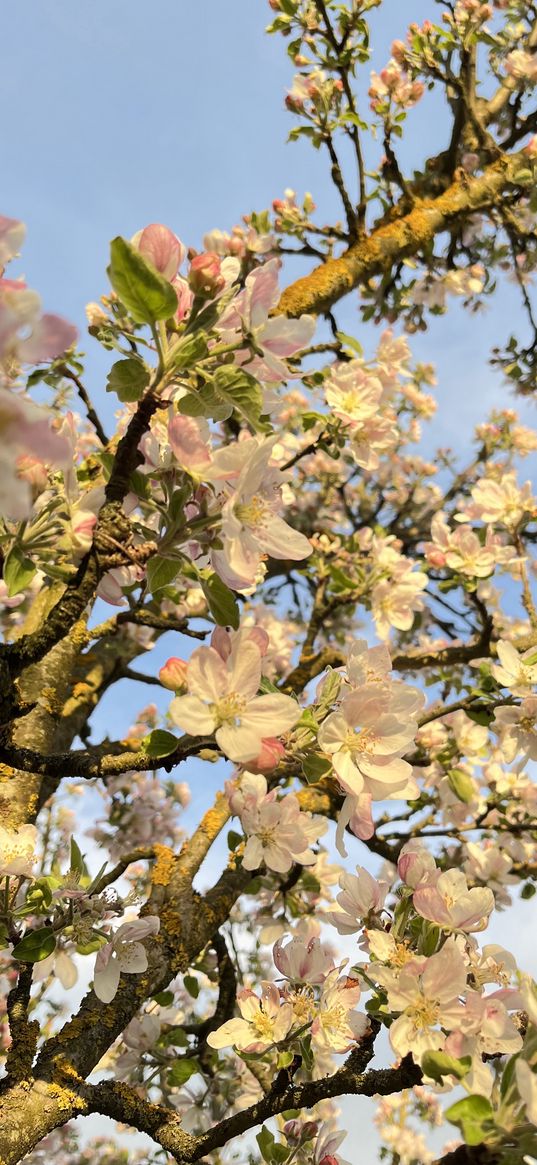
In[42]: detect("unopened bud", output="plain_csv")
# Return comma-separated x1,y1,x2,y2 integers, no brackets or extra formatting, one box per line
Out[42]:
159,657,188,692
131,223,186,282
247,737,285,773
188,252,225,298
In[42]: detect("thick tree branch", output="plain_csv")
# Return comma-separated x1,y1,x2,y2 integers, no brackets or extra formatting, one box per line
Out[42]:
276,151,534,318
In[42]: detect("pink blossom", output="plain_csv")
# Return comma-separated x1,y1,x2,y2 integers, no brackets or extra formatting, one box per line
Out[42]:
131,223,186,281
0,824,38,878
0,389,70,519
93,917,160,1003
311,970,368,1054
218,258,315,383
413,870,494,932
171,275,194,321
206,981,294,1052
240,787,327,873
383,941,468,1059
491,639,537,696
398,842,437,889
318,686,416,801
210,437,312,591
273,934,334,984
326,867,389,934
168,413,212,474
169,638,300,763
247,737,286,772
492,697,537,765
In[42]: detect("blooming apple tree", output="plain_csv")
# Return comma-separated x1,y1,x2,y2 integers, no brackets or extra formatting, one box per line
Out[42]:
1,3,537,1164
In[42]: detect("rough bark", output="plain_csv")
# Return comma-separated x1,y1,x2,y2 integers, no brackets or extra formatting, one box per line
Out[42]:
276,152,533,318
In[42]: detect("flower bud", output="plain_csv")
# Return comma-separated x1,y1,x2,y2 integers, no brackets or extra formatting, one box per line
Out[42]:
397,842,436,889
188,252,225,298
171,276,193,322
247,737,285,773
159,657,188,692
131,223,186,282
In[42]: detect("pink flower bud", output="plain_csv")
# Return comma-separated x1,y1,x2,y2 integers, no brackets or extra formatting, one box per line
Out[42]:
132,224,186,282
319,1156,339,1165
397,843,436,889
247,737,285,773
159,657,188,692
188,252,225,298
171,276,194,322
524,135,537,158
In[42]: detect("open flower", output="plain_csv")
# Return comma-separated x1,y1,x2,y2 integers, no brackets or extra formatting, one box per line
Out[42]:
93,917,160,1003
491,639,537,696
311,970,368,1054
241,790,327,873
206,982,294,1052
318,687,416,800
273,934,335,984
383,941,468,1059
218,258,315,383
210,437,312,591
413,870,494,933
169,638,300,763
0,824,38,878
325,866,389,934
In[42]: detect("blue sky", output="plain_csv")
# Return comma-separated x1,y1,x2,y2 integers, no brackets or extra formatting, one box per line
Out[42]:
3,2,536,1161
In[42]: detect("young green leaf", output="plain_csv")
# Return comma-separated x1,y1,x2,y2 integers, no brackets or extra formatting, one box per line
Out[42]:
3,545,37,598
108,236,178,324
200,572,240,629
12,928,57,963
142,730,178,759
106,358,150,402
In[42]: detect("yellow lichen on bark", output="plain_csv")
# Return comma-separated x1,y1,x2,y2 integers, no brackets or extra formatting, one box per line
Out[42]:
276,152,533,319
152,844,176,886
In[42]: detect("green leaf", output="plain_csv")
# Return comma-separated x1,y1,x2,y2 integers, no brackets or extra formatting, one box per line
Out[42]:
142,730,178,759
466,709,492,727
12,927,57,963
106,358,150,402
108,236,178,324
227,830,243,851
3,545,37,598
169,333,209,369
213,365,267,431
421,1050,472,1083
445,1095,494,1146
153,989,175,1007
160,1026,189,1048
146,556,181,593
167,1058,199,1087
447,768,475,804
257,1126,276,1163
183,974,199,999
302,754,332,784
336,331,363,355
69,837,85,876
200,572,240,628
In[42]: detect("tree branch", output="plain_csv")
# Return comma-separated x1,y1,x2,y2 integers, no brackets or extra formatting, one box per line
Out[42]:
276,151,535,318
